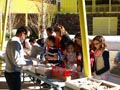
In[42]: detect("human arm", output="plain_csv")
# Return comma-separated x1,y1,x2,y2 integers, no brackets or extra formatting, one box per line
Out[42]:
14,41,26,66
114,51,120,65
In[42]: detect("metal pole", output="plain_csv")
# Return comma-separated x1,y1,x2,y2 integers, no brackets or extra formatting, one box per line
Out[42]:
78,0,91,77
42,0,44,28
25,13,28,26
0,13,2,75
9,13,12,39
0,13,2,44
1,0,11,50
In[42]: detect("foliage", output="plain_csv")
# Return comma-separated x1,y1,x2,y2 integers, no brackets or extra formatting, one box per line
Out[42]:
5,32,14,39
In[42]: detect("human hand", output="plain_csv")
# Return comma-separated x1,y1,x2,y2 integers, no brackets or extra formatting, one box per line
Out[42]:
114,60,119,65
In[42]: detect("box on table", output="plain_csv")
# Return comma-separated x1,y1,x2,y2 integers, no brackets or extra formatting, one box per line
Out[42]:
100,81,120,90
36,64,52,76
26,65,36,73
65,77,120,90
25,64,52,76
51,66,80,81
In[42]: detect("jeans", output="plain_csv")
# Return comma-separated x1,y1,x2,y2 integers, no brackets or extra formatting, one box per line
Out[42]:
4,71,21,90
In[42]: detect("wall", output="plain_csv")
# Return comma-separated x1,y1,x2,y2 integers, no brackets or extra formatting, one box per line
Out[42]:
55,13,120,35
60,0,77,13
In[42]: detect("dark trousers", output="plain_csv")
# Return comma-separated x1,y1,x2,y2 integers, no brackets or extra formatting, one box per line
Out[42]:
4,71,21,90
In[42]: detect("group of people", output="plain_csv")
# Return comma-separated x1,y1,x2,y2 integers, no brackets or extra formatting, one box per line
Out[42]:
4,24,110,90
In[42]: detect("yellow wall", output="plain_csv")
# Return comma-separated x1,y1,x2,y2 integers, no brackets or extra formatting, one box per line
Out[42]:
60,0,77,13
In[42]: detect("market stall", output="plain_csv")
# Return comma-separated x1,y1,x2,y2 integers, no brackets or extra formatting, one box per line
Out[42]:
22,64,120,90
23,65,66,90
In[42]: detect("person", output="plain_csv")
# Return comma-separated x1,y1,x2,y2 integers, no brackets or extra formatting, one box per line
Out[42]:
40,36,63,88
114,51,120,65
4,26,29,90
22,30,32,57
74,32,83,72
27,37,43,58
74,32,95,73
63,40,77,71
23,30,31,50
42,36,62,66
92,35,110,80
89,39,95,73
54,24,71,54
39,25,47,40
37,25,47,48
46,26,56,37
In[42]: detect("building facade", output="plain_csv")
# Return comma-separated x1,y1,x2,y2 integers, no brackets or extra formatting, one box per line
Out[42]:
55,0,120,35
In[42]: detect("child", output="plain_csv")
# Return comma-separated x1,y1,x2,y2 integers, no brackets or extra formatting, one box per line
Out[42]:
42,36,62,66
92,35,110,80
63,40,77,71
74,33,83,72
89,39,95,73
74,32,95,73
28,37,43,58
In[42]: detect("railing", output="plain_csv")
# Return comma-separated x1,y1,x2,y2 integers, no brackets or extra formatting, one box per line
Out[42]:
86,4,120,13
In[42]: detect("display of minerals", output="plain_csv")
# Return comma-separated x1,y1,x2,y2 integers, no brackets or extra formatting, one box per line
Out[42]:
70,78,102,90
65,78,119,90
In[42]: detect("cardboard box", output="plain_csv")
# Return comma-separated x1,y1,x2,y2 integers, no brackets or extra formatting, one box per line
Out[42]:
27,65,36,73
65,78,120,90
65,78,101,90
100,81,120,90
51,66,80,81
36,64,52,76
51,73,72,81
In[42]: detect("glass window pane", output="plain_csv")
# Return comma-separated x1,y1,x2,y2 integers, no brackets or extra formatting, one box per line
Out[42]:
85,0,92,5
96,0,109,4
112,0,120,4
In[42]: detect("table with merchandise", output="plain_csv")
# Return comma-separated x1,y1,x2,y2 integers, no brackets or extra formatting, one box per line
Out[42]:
23,64,73,90
23,63,120,90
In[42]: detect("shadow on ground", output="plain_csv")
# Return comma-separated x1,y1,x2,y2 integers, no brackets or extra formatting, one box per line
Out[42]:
0,80,41,90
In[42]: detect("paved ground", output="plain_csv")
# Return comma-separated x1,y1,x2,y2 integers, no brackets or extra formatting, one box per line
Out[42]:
0,51,120,90
108,51,120,85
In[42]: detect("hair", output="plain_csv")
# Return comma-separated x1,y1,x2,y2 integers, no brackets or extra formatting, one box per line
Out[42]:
46,27,54,33
54,24,68,36
54,26,61,32
74,32,81,39
16,26,28,36
29,37,36,43
93,35,107,50
39,25,43,29
47,36,56,44
66,40,75,51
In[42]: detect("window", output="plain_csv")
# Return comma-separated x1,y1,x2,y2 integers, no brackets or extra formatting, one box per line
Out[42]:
85,0,92,5
96,0,109,4
111,0,120,4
